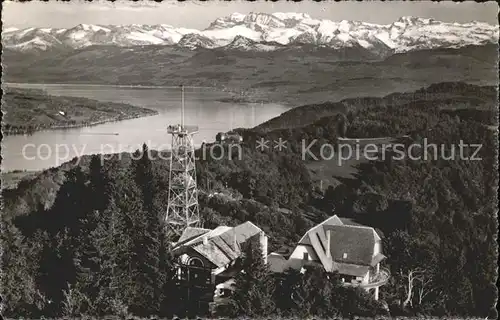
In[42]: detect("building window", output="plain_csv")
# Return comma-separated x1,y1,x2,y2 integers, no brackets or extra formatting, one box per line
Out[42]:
303,252,309,260
221,289,232,298
316,233,326,253
188,257,204,267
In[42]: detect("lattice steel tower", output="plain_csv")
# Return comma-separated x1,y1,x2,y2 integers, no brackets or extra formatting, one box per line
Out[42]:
165,85,201,236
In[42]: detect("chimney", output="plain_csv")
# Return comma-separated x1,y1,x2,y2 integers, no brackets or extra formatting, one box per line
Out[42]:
233,231,238,251
326,230,331,258
259,231,268,264
203,235,208,245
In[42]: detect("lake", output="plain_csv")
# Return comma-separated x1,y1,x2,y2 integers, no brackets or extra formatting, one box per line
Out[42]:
2,84,290,172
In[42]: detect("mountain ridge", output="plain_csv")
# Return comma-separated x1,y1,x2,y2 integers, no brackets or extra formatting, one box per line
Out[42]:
3,12,498,53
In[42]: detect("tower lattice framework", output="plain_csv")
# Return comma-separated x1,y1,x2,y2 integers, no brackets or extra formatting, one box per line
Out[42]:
165,85,201,237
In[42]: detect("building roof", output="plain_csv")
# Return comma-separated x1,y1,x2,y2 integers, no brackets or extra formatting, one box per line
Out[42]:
326,224,380,266
371,253,386,266
268,215,385,275
174,221,263,269
181,226,231,247
298,215,343,245
267,253,289,273
336,262,370,277
177,227,211,245
233,221,263,243
267,254,320,273
339,217,366,227
299,215,343,272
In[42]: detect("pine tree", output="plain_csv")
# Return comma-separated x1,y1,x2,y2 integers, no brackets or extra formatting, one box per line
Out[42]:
0,218,41,317
337,286,381,319
85,155,113,315
112,177,143,314
35,167,88,316
127,144,164,316
157,232,178,317
72,157,114,315
336,113,349,137
73,209,100,315
230,238,276,317
88,154,111,212
36,227,78,317
93,196,132,316
289,266,337,317
273,268,302,315
61,282,86,317
45,166,89,235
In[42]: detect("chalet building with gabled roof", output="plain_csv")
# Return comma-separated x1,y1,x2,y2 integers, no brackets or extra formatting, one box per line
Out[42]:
267,215,389,300
172,221,268,313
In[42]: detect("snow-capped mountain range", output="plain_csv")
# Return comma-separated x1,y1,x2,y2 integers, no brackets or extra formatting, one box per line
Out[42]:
2,12,498,53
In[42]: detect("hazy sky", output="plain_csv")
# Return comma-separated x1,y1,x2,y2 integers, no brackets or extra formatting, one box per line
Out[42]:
3,0,498,29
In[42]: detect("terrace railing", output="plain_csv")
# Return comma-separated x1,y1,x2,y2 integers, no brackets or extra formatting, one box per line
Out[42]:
363,268,390,288
344,268,390,289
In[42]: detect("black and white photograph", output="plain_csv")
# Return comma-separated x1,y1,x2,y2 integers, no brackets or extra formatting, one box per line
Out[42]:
1,1,498,319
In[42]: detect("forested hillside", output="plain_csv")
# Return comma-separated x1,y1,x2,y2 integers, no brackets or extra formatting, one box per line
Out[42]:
2,88,158,135
1,82,497,318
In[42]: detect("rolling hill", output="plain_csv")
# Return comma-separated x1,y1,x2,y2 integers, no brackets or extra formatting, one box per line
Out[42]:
3,44,497,106
1,88,158,135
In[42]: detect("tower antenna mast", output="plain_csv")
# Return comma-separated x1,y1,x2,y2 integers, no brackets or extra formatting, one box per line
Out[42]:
165,84,201,238
181,84,185,127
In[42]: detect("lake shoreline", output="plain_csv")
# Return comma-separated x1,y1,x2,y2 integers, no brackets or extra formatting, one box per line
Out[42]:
5,82,297,107
4,82,221,89
3,112,159,136
2,87,159,136
2,84,289,173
